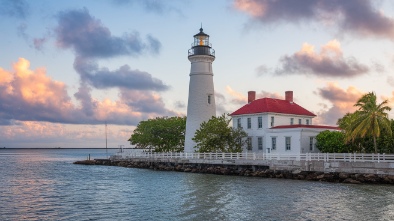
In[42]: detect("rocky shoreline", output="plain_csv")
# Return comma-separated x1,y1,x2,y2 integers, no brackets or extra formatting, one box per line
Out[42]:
74,159,394,185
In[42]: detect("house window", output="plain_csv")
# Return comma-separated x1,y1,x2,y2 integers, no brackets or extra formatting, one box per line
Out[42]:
290,118,294,125
237,118,242,128
247,117,251,129
258,137,263,150
247,137,252,150
298,119,301,125
271,116,274,127
306,119,310,125
309,137,314,151
271,137,276,150
258,116,262,128
285,137,291,150
208,95,211,104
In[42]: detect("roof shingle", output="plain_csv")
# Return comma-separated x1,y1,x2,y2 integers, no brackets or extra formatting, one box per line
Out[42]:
230,98,316,117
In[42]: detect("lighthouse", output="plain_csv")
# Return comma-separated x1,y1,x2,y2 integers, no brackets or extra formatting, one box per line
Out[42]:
184,27,216,153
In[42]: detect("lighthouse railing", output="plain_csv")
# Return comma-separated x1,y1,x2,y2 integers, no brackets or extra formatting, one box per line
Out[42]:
188,47,215,57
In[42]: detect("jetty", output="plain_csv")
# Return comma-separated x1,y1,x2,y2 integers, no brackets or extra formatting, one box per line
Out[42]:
74,152,394,184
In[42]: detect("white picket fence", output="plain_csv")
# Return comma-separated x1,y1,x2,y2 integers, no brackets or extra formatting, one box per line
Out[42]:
113,151,394,163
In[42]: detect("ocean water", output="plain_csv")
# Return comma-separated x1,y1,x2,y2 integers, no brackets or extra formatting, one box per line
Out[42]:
0,149,393,221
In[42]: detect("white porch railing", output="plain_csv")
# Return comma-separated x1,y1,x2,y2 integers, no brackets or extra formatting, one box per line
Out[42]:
112,151,394,163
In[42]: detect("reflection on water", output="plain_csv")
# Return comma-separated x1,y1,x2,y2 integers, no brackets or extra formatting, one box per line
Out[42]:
0,149,393,221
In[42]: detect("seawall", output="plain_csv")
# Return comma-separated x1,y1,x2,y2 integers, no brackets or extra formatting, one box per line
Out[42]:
74,158,394,185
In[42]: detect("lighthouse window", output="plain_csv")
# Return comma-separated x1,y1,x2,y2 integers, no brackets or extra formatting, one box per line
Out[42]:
208,95,211,104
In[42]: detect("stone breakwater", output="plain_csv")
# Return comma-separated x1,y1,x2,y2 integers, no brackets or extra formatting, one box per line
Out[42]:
74,159,394,185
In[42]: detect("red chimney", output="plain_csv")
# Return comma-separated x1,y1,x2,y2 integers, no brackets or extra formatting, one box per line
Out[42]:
285,91,293,103
248,91,256,103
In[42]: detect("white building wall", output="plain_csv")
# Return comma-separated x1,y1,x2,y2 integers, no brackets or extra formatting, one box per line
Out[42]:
231,113,335,154
184,55,216,153
267,129,302,154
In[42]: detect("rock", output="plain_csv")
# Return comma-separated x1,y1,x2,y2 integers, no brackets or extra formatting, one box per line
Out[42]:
316,174,325,180
343,178,361,184
292,169,302,174
364,174,377,183
383,175,394,184
73,160,96,165
339,173,350,179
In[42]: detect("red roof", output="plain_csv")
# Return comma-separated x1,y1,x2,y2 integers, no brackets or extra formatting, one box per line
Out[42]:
271,125,340,130
230,98,316,117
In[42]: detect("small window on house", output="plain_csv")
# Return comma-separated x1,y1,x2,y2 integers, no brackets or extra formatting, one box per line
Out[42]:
271,116,274,127
247,117,251,129
298,119,302,125
309,137,314,151
290,118,294,125
285,137,291,150
271,137,276,150
237,118,242,128
258,137,263,150
306,119,310,125
247,137,252,150
258,116,262,128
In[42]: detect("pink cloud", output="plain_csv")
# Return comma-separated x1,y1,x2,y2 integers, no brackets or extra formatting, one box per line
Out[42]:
234,0,394,40
314,82,363,125
0,58,175,126
274,40,369,77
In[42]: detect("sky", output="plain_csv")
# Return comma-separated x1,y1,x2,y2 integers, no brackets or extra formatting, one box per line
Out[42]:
1,0,394,148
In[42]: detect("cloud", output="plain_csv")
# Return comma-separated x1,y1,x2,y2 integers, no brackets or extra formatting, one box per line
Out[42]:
0,121,134,148
0,0,29,19
55,8,161,58
274,40,369,78
215,92,230,115
314,82,363,125
0,58,175,126
256,91,283,100
119,88,176,116
388,76,394,87
74,57,169,91
0,58,75,124
226,86,247,105
234,0,394,40
174,101,186,109
33,37,48,51
111,0,183,15
255,65,270,77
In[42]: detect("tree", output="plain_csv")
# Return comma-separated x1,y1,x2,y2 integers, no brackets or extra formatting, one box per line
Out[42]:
128,116,186,152
315,130,347,153
192,114,247,153
348,92,392,153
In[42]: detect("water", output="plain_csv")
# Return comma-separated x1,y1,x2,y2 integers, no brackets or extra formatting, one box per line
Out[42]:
0,149,393,221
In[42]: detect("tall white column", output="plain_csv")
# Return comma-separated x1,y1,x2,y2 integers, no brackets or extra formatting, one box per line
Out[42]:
184,55,216,152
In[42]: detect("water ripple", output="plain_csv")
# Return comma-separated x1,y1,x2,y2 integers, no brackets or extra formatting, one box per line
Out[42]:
1,149,393,221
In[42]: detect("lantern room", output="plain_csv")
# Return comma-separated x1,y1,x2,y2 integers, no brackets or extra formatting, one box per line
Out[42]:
188,27,215,57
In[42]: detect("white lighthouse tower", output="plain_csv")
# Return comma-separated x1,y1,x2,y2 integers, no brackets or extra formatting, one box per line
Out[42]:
184,27,216,153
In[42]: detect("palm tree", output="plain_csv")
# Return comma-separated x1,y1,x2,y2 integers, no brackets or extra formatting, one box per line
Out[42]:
349,92,392,153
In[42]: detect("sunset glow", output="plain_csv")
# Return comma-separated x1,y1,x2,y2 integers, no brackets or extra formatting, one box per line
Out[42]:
1,0,394,148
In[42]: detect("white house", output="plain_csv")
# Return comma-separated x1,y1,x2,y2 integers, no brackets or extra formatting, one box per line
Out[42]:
230,91,340,154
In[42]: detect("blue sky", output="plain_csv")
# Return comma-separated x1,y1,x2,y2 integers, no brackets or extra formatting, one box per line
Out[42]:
1,0,394,148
